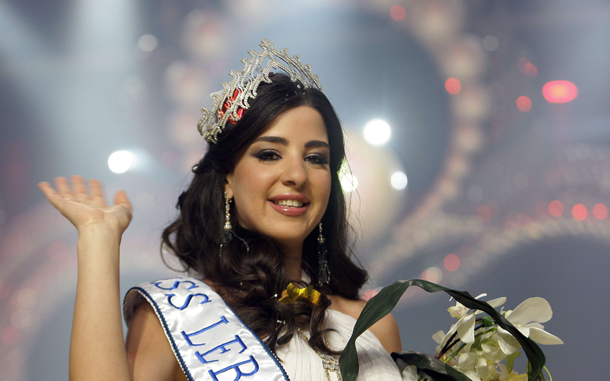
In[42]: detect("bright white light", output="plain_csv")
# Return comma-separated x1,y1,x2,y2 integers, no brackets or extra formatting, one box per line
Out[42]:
363,119,391,146
391,171,408,190
138,34,158,52
108,150,134,174
340,173,359,193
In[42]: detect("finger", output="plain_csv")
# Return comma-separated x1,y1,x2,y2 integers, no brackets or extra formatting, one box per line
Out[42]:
54,177,72,198
89,179,106,205
114,190,132,212
38,182,63,209
71,175,88,202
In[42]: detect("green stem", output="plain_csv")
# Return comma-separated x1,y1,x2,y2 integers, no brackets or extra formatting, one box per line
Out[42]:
543,366,553,381
444,343,466,363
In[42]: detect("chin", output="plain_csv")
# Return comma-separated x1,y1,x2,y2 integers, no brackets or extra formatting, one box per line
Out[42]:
266,231,309,248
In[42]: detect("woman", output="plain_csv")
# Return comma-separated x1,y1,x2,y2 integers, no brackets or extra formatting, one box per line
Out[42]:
38,40,402,380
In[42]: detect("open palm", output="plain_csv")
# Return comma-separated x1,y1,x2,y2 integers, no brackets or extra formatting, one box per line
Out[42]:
38,175,132,235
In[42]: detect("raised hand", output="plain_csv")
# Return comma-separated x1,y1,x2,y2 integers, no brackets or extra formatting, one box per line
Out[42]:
38,175,132,236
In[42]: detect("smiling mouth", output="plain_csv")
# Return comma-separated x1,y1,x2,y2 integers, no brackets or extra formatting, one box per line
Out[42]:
272,199,307,208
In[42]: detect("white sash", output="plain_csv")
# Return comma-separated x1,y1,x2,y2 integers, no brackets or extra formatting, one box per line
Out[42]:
124,277,290,381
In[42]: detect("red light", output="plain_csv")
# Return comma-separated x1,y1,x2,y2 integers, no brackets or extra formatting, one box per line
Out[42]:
593,203,608,220
361,289,379,301
548,200,564,217
542,80,578,103
572,204,588,221
390,5,407,21
522,63,538,78
445,78,462,95
1,326,21,345
516,96,532,112
444,254,460,272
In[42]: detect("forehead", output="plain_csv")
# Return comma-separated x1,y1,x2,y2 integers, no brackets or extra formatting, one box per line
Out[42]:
257,106,328,142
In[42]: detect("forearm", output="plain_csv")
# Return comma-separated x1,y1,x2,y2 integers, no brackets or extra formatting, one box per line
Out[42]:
70,227,131,381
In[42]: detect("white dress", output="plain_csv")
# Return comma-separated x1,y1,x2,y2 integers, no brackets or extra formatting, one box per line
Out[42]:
275,309,402,380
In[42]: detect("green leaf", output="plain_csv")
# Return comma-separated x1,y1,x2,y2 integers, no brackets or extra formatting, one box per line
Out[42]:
506,351,521,373
338,279,546,381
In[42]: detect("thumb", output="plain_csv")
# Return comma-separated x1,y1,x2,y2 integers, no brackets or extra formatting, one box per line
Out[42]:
114,190,132,211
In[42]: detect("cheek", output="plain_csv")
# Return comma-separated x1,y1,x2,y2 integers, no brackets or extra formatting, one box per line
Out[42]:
314,173,332,204
231,168,275,215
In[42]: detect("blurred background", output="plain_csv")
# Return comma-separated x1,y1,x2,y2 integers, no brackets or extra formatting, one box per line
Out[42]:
1,0,608,379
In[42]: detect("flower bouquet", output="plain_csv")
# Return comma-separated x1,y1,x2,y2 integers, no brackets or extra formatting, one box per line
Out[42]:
338,280,563,381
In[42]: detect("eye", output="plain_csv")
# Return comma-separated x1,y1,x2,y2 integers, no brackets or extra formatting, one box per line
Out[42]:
254,150,281,161
305,153,329,165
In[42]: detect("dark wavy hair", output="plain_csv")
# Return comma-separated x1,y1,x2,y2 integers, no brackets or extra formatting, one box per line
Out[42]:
161,73,368,354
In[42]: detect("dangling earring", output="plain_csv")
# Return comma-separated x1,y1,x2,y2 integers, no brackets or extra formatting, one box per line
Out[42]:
219,192,232,256
317,222,330,286
219,192,249,256
224,192,232,232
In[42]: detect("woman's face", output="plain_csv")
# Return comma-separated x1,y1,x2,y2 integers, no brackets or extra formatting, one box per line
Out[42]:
225,106,332,253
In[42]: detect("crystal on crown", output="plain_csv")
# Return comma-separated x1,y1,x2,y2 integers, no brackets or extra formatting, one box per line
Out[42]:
197,39,322,144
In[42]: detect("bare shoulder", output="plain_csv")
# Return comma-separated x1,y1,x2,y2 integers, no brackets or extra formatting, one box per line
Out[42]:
328,295,403,354
125,302,186,381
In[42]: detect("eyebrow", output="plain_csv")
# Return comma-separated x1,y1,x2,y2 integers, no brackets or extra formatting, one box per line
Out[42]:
254,136,330,149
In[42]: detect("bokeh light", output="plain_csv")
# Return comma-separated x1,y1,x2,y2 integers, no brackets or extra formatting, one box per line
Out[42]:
361,288,380,301
543,80,579,103
17,288,38,308
482,35,499,51
390,5,406,21
363,119,391,146
522,62,538,78
391,171,408,190
548,200,564,217
1,326,21,345
137,34,158,52
445,77,462,95
443,253,460,272
340,173,359,193
11,310,32,329
572,204,588,221
420,266,442,283
108,150,134,174
516,96,532,112
593,203,608,220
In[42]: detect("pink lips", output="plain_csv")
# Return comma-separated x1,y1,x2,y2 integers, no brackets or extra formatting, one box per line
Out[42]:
268,194,310,217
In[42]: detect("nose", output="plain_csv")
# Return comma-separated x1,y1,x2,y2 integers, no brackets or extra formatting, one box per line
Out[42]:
281,155,308,188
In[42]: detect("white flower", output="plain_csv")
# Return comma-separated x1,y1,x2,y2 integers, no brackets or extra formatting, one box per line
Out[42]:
496,297,564,355
448,302,470,319
441,295,506,347
432,330,446,354
453,335,506,381
498,364,527,381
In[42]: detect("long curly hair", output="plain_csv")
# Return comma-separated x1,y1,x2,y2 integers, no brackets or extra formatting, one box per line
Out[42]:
161,73,367,354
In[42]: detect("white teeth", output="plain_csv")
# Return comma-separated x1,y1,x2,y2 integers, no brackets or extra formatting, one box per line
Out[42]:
274,199,304,207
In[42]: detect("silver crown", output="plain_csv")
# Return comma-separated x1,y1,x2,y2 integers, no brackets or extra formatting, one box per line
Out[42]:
197,39,322,144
